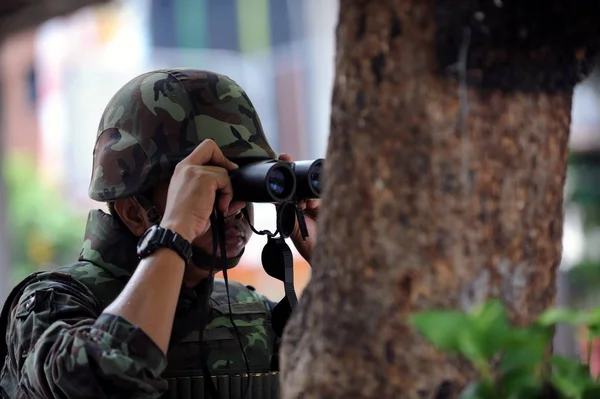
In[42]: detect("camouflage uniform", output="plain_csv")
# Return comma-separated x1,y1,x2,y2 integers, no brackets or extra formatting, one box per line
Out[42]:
0,70,283,398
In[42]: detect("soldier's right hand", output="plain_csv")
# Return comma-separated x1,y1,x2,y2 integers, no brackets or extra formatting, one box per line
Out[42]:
159,139,242,242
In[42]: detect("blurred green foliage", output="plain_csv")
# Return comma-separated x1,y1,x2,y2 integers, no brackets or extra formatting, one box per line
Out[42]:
3,154,86,285
411,300,600,399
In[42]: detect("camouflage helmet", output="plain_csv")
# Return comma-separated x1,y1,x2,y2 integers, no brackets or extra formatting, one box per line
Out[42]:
88,68,277,202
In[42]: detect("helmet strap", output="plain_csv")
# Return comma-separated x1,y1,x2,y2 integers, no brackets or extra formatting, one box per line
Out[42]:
134,195,162,225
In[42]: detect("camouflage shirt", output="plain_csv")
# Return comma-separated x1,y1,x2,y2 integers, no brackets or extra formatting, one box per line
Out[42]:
0,210,278,398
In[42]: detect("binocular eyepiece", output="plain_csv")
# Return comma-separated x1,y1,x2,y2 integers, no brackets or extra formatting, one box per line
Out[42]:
230,158,323,203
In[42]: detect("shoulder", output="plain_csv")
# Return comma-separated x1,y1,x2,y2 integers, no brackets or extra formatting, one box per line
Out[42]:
56,261,121,288
2,263,104,323
54,261,127,309
0,267,102,365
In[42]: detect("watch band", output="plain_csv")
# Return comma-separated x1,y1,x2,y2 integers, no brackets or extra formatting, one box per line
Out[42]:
137,225,193,264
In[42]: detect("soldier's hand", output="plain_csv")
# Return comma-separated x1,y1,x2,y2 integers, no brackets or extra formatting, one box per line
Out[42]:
278,153,321,263
160,139,243,242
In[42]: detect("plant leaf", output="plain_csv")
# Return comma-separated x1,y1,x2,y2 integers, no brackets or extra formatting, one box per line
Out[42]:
550,355,595,399
409,310,471,353
460,380,496,399
537,308,592,326
469,300,510,359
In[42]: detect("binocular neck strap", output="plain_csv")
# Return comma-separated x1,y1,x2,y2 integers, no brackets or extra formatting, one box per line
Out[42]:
262,237,298,311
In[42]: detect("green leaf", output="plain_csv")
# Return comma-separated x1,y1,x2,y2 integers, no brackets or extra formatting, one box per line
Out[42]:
551,355,591,378
456,330,490,368
581,384,600,399
496,328,548,398
411,301,511,368
469,300,510,359
498,342,546,376
499,325,553,372
582,384,600,399
537,308,591,326
550,355,595,399
460,380,496,399
588,324,600,339
409,310,471,353
500,369,541,396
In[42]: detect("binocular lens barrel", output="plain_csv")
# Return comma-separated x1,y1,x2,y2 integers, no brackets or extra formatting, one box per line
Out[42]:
267,169,287,197
230,161,296,203
292,159,323,200
230,158,324,203
310,165,321,194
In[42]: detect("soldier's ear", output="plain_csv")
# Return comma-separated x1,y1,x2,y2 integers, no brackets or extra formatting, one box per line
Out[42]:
113,198,151,237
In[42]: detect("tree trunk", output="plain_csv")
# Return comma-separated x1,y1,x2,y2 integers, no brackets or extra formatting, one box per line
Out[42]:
280,1,600,398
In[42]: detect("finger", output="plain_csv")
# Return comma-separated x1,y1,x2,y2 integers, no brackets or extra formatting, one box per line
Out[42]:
278,153,293,163
217,191,234,214
198,171,234,214
215,179,234,214
191,165,230,176
181,139,239,171
306,199,320,209
225,200,246,217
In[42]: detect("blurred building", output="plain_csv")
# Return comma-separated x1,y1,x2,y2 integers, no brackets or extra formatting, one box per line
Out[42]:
0,0,340,301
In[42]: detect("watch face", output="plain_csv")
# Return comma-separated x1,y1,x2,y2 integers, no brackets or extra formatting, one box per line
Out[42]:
138,226,158,252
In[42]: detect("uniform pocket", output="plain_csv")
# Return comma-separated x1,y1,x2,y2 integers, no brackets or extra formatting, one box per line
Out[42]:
203,302,275,375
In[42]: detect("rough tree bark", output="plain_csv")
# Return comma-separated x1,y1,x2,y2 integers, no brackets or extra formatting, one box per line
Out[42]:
280,1,600,398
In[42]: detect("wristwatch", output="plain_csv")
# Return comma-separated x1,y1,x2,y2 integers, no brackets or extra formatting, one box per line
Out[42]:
137,225,193,265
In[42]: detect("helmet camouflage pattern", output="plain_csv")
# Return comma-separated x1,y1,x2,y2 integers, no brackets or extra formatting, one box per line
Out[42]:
88,68,277,202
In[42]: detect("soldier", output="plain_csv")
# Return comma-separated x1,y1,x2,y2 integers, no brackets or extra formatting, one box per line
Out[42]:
0,69,319,398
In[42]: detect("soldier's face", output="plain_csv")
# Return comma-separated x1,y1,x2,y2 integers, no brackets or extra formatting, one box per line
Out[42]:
150,181,253,258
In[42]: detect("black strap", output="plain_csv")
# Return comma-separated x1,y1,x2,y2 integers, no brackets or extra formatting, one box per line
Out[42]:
261,237,297,310
214,210,252,399
261,237,296,343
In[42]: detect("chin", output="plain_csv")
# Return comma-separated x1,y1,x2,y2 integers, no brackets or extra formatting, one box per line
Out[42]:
217,243,247,259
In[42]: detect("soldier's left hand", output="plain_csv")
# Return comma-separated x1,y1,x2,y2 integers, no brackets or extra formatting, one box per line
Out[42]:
278,153,320,264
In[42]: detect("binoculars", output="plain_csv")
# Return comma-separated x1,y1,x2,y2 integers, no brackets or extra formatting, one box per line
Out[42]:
230,159,323,203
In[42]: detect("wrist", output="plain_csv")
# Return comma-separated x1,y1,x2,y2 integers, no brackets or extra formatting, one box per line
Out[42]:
137,225,193,265
159,219,195,243
145,247,187,269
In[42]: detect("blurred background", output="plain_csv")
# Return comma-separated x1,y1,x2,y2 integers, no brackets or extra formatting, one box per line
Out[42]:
1,0,600,365
0,0,338,302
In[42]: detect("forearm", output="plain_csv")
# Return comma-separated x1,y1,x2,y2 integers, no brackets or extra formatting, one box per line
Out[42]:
104,248,186,354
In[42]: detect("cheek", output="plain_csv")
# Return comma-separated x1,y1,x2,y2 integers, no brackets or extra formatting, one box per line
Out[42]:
244,203,254,225
241,220,253,244
192,232,213,247
150,183,170,216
